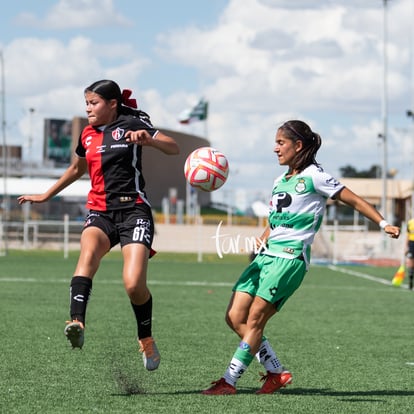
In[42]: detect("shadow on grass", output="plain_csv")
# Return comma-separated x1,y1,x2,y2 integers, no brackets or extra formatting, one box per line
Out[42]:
281,388,414,397
111,387,414,397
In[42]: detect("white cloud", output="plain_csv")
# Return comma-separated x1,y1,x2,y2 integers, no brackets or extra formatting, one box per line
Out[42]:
4,34,150,118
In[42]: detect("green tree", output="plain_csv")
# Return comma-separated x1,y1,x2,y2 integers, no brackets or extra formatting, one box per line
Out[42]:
339,164,380,178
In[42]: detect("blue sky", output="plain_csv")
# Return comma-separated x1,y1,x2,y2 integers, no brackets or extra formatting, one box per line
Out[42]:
1,0,414,210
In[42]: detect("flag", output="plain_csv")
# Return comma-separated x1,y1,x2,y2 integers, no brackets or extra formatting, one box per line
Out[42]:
178,99,208,124
392,264,405,286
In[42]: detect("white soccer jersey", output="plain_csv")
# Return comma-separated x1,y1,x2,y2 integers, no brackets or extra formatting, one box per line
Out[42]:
266,164,344,263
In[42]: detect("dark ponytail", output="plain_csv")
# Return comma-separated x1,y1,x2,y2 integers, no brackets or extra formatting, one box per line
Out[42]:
84,79,153,125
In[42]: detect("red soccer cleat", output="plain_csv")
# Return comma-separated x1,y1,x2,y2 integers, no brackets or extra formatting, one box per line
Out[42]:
256,370,292,394
138,336,161,371
202,378,236,395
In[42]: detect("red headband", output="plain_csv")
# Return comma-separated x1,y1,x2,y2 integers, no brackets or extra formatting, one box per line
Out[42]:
121,89,137,108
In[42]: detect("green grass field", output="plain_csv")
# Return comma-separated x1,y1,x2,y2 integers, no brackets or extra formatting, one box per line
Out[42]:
0,250,413,414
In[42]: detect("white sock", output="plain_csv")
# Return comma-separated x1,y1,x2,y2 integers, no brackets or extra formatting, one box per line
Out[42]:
255,339,283,373
223,357,248,386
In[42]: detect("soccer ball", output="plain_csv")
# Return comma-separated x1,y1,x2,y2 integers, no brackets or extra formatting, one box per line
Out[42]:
184,147,229,192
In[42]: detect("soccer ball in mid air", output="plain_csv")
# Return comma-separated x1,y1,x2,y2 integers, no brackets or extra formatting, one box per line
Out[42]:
184,147,229,192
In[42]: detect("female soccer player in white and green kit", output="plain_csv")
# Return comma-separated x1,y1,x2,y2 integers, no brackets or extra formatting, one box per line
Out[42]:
202,120,401,395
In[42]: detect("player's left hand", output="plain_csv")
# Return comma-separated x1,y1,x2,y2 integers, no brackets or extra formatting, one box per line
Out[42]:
385,225,400,239
125,130,153,146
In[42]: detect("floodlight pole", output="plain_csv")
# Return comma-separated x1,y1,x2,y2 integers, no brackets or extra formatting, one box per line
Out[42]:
0,50,8,254
407,110,414,217
381,0,389,223
407,1,414,220
28,107,35,178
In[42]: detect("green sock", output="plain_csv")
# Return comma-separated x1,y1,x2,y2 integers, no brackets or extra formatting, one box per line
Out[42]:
223,341,254,386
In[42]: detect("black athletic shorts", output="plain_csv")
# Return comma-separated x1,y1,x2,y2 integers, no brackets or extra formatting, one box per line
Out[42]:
82,204,154,249
407,240,414,259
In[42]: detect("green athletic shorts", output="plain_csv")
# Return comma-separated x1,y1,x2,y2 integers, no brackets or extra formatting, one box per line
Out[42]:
233,253,307,311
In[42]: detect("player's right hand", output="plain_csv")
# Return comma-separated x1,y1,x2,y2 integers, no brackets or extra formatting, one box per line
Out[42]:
17,194,45,204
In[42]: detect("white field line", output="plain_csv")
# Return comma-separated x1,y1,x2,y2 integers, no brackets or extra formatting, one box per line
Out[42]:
326,264,409,289
0,265,409,290
0,276,233,287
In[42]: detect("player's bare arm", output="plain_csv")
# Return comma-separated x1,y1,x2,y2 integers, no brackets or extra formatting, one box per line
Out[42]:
256,226,270,249
17,157,88,205
335,187,400,239
125,130,179,155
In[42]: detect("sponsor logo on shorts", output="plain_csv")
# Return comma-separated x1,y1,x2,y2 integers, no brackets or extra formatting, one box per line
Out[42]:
120,196,133,202
269,287,278,297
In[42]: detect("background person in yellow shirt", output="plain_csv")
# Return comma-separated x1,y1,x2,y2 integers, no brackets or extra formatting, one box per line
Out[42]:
405,218,414,290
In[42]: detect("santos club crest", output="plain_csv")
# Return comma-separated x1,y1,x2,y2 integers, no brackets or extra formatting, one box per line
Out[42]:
295,178,306,193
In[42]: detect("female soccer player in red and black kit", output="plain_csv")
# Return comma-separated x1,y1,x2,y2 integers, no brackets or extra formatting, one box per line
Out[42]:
18,79,179,371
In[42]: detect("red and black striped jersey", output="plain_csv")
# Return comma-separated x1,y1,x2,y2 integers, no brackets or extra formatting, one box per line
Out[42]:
75,114,158,211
